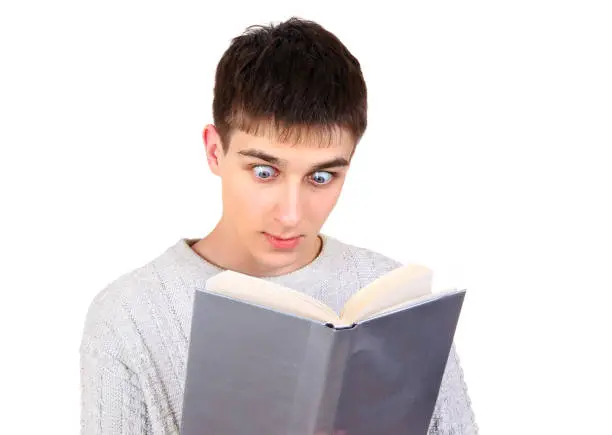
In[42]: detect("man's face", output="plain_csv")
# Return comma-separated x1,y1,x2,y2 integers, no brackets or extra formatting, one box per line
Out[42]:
205,125,355,270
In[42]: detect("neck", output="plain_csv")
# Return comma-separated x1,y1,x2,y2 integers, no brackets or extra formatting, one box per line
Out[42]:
190,220,323,277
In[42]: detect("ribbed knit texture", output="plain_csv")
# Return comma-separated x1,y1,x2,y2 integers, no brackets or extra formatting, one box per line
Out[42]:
80,234,478,434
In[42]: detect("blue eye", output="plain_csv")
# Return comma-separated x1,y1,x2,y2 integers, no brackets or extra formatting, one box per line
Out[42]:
311,171,333,185
252,165,276,180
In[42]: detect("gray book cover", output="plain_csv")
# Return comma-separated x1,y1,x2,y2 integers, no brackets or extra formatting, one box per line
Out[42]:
180,287,465,435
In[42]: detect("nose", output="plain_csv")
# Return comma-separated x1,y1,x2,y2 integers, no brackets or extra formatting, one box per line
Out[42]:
274,182,302,227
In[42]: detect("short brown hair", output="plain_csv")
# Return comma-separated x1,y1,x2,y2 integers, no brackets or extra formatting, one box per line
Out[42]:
212,17,367,151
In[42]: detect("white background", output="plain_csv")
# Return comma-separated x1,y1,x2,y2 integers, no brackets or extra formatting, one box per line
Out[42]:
1,1,611,433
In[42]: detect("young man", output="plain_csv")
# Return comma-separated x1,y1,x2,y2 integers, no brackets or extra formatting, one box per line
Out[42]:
80,17,478,434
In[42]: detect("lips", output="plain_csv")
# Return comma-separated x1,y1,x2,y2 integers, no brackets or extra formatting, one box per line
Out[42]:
268,234,300,240
264,232,303,249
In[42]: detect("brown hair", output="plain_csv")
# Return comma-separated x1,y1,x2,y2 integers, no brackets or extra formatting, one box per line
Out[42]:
212,17,367,151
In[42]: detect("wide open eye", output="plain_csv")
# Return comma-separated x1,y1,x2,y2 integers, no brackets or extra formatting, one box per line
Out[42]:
311,171,334,185
252,165,277,180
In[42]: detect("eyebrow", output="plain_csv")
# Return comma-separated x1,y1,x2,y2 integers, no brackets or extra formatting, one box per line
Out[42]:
238,149,281,165
237,149,350,171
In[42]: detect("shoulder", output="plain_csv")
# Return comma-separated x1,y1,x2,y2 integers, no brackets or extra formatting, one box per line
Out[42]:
79,238,220,360
79,261,160,359
322,234,403,286
79,238,190,359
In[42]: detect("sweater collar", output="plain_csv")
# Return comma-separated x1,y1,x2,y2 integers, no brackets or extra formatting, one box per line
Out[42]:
166,233,339,286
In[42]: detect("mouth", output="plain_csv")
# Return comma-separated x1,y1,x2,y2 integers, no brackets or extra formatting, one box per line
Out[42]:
263,232,303,249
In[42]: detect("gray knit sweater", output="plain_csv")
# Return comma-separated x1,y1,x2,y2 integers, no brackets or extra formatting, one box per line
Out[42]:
80,234,478,434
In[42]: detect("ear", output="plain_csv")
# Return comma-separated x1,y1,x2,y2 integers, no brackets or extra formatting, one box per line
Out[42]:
203,124,225,176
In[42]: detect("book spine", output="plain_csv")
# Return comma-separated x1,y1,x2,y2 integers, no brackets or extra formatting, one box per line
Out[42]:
283,323,332,433
310,329,355,434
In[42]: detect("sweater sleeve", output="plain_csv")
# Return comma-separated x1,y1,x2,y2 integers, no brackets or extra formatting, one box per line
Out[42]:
427,344,479,435
80,347,149,434
79,284,150,435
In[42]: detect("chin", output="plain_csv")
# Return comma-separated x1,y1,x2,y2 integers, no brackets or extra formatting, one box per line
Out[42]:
252,248,300,273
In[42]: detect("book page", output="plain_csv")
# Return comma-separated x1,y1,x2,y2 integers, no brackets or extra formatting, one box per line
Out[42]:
360,290,458,323
340,264,433,324
204,270,340,324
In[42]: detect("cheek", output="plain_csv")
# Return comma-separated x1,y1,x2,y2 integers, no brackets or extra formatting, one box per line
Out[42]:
223,173,273,218
306,186,343,221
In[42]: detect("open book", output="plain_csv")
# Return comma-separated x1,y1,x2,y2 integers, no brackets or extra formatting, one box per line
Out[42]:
181,263,467,435
202,263,437,328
